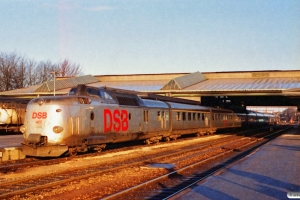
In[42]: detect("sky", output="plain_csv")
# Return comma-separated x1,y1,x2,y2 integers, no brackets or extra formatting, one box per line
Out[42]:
1,0,300,75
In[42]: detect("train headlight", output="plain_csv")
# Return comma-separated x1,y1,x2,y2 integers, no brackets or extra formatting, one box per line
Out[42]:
53,126,64,133
20,125,27,133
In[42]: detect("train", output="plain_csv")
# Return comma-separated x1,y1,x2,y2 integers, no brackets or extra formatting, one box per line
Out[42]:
20,84,276,157
238,111,277,127
0,97,30,132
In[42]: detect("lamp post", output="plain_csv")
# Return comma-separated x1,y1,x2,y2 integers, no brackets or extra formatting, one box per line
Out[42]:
50,71,61,96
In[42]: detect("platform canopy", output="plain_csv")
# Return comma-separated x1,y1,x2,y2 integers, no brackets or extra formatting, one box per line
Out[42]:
1,70,300,110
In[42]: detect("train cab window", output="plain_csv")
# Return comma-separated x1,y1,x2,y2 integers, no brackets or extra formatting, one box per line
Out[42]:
87,87,99,96
176,112,181,121
157,111,161,121
78,97,91,104
183,112,186,121
100,91,113,100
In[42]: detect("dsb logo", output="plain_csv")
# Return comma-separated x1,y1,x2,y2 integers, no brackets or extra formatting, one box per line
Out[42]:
104,109,129,132
32,112,47,119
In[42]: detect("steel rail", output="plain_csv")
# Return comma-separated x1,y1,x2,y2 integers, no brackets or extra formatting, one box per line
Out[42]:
0,134,254,199
102,126,291,200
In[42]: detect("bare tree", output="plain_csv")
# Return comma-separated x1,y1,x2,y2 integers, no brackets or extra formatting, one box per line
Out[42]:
0,52,84,92
34,60,59,84
25,59,38,86
58,59,82,77
0,52,24,91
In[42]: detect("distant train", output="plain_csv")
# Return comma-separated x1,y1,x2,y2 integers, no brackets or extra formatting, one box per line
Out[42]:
20,85,276,157
238,111,277,127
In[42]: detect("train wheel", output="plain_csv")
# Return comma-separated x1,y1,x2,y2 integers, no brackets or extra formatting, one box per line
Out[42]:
165,137,170,142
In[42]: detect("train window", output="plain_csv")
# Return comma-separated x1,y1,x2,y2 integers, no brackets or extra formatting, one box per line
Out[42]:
193,113,196,120
69,88,76,95
183,112,186,121
157,111,161,121
90,112,94,120
100,91,113,100
87,87,99,96
143,110,149,122
212,114,215,121
117,96,139,106
129,113,132,120
188,113,191,121
202,113,205,121
197,113,201,121
176,112,181,121
78,97,91,104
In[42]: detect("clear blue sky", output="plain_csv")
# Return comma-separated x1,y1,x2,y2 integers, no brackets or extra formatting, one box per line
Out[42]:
1,0,299,75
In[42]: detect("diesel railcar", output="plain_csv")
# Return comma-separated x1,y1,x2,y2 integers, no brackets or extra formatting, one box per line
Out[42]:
21,85,241,157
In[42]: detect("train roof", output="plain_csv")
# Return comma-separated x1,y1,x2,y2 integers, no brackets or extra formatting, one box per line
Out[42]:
69,84,203,107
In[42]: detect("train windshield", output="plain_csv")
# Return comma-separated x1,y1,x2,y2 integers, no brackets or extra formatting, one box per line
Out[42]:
69,87,112,99
69,86,114,102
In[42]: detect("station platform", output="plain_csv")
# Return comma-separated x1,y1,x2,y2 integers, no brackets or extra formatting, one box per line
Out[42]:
0,134,25,162
172,126,300,200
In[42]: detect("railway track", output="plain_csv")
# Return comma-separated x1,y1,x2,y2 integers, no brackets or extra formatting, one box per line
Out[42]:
103,126,292,200
0,128,246,172
0,126,289,199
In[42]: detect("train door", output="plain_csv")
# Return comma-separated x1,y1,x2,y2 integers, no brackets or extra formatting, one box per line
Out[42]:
143,109,149,132
80,107,95,135
161,110,169,130
205,113,209,127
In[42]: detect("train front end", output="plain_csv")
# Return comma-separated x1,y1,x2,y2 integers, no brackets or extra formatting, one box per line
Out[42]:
21,97,76,157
